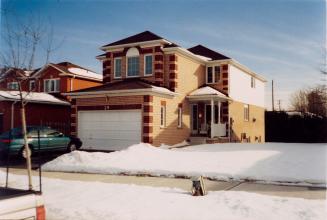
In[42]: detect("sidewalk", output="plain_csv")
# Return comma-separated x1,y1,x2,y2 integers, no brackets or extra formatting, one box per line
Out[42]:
3,168,326,200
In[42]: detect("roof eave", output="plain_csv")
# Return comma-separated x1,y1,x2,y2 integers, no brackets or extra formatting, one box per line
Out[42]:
100,39,171,51
63,88,178,98
58,73,103,82
187,94,231,101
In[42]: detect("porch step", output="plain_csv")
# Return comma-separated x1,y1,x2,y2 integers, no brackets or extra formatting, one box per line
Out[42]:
189,137,207,145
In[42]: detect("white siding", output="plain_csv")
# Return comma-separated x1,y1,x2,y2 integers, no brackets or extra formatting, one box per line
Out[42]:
229,65,265,108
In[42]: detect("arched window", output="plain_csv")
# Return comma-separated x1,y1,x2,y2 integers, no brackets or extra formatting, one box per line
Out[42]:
126,47,140,77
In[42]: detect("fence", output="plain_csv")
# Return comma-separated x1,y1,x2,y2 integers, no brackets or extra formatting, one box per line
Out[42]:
265,111,327,143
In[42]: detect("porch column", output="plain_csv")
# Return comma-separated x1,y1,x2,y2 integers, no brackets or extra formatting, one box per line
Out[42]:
211,98,214,138
218,101,221,124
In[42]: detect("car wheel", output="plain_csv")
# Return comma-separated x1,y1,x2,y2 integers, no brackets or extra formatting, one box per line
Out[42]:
20,146,33,159
67,142,77,152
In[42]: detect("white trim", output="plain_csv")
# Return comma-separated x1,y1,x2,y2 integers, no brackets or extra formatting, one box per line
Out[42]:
144,54,153,76
163,47,208,64
100,39,170,51
58,73,102,82
244,104,249,121
44,78,60,93
114,57,122,79
64,88,178,98
32,63,65,78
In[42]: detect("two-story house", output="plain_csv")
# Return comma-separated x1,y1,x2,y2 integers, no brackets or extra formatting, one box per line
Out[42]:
66,31,266,150
0,62,102,134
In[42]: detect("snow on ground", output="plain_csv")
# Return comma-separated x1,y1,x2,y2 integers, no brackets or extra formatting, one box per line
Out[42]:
43,143,327,187
1,171,326,220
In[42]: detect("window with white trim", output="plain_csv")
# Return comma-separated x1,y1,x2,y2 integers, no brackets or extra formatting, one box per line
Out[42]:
251,76,255,88
29,80,36,91
114,58,122,78
207,65,220,84
244,104,249,121
44,79,60,93
7,82,19,90
160,105,166,128
177,106,182,128
144,55,153,76
126,47,140,77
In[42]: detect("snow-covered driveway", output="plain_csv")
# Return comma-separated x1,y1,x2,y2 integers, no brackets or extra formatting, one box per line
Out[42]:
43,143,327,187
1,171,326,220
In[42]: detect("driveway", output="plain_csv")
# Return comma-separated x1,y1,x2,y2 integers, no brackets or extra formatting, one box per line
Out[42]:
3,168,326,200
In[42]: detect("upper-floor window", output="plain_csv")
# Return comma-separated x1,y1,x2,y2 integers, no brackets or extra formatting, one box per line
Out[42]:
114,58,122,78
126,47,140,77
244,104,249,121
7,82,19,90
144,54,153,76
29,80,36,91
251,76,255,88
207,65,220,84
44,79,60,93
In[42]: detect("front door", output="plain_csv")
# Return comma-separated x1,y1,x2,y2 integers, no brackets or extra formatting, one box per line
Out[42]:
191,104,198,134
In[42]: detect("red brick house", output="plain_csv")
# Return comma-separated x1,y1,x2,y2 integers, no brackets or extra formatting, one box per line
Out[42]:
0,62,103,134
67,31,266,151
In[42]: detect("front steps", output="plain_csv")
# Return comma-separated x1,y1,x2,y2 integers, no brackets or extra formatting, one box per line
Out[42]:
189,136,230,145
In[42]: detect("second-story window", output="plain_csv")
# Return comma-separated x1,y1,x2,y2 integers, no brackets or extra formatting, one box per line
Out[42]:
114,58,122,78
29,80,36,91
126,47,140,77
207,66,220,84
44,79,60,93
7,82,19,90
144,55,153,76
251,76,256,88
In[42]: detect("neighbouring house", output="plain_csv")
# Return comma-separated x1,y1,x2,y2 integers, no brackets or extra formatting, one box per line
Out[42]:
0,62,102,134
66,31,266,150
0,91,70,134
0,62,103,97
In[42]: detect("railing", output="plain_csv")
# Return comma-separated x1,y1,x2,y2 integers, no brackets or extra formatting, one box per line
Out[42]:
211,123,226,137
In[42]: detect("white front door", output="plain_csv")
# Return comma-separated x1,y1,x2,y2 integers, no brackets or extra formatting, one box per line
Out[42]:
77,110,142,151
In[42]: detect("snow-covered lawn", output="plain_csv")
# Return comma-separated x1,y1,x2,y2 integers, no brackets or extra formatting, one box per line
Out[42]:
43,143,327,187
1,171,326,220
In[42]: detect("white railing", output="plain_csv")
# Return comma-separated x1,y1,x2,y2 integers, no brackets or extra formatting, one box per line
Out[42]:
211,123,226,137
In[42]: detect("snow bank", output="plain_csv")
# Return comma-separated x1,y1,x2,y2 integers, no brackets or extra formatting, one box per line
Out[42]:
0,171,326,220
43,143,327,186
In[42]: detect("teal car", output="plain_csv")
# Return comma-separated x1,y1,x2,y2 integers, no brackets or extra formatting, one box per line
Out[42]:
0,126,82,158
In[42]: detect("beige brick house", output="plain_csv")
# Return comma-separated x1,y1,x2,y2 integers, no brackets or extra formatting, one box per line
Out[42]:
66,31,266,150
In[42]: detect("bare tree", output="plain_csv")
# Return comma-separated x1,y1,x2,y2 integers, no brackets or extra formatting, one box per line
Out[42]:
0,10,64,190
290,85,327,117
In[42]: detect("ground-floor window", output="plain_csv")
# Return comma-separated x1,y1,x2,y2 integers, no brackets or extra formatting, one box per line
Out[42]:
178,106,182,128
244,104,249,121
160,105,166,128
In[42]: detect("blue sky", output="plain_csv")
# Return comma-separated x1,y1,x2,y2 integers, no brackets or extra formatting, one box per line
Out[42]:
1,0,325,110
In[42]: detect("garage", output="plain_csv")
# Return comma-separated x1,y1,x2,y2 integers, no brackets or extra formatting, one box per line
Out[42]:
77,110,142,151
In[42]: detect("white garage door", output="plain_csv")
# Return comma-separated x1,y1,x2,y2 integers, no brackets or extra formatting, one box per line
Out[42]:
78,110,142,151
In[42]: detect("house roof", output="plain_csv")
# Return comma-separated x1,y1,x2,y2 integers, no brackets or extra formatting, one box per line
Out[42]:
188,45,230,61
187,86,230,100
65,78,177,97
0,90,70,105
33,62,102,81
102,31,165,48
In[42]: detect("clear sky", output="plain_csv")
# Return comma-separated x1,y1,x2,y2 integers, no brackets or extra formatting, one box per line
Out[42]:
1,0,325,110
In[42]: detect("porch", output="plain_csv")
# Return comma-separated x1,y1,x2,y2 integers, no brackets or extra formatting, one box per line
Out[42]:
187,86,231,141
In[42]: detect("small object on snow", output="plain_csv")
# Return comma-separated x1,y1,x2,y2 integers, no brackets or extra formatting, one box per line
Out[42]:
191,176,206,196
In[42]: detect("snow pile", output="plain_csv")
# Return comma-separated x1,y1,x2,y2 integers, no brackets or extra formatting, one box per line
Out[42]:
43,143,327,186
0,171,326,220
160,140,189,149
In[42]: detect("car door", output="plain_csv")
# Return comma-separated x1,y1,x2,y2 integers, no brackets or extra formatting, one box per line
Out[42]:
44,128,70,150
27,128,48,152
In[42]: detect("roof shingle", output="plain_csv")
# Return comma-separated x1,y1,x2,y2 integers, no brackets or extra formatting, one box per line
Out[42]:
188,45,230,61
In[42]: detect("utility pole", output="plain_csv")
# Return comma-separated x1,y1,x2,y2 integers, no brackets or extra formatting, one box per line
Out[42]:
278,99,282,111
272,80,275,111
